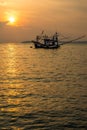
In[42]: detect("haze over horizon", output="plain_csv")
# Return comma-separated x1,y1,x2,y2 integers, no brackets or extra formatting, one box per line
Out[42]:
0,0,87,42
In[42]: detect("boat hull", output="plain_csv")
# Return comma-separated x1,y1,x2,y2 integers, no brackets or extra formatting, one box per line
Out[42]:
33,41,60,49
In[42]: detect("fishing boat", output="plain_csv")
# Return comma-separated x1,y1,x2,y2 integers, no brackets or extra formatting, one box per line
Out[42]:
32,31,85,49
32,32,60,49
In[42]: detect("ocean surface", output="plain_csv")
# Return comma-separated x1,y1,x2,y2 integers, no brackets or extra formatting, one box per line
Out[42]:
0,42,87,130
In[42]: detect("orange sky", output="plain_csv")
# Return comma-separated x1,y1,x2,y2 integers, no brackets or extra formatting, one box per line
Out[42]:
0,0,87,42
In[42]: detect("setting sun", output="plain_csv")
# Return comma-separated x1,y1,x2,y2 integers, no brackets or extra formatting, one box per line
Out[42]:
8,16,15,24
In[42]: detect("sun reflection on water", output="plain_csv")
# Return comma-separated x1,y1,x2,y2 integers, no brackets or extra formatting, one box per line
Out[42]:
0,44,22,114
6,44,17,74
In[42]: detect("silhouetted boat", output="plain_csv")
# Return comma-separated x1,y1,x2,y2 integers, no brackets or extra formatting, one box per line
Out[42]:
32,32,60,49
32,31,85,49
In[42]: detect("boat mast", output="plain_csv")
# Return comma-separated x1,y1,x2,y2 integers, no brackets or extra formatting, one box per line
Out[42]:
53,32,59,46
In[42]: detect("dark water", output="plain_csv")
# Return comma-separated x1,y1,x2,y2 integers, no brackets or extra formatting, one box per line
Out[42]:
0,43,87,130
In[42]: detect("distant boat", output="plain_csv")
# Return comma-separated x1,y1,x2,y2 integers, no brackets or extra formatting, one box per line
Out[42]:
32,32,60,49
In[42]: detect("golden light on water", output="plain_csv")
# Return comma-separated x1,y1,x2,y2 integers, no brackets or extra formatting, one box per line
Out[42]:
6,44,17,75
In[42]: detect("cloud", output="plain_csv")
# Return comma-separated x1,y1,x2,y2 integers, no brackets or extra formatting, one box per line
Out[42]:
0,1,7,6
0,21,9,27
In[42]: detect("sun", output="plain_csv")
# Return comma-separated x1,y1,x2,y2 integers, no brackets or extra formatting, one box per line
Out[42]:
8,16,15,24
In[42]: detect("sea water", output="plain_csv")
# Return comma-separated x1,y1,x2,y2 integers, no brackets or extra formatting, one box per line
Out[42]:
0,42,87,129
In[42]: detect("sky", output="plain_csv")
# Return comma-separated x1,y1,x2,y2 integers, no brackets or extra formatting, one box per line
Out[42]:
0,0,87,42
